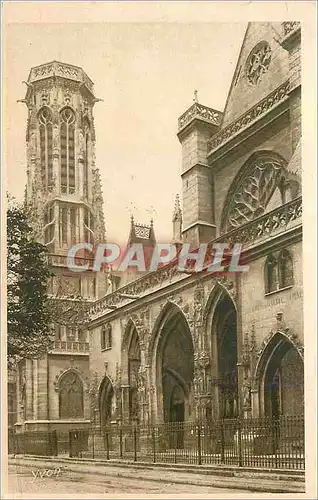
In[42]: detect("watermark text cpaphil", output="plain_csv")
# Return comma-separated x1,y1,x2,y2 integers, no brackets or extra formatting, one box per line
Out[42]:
67,242,249,274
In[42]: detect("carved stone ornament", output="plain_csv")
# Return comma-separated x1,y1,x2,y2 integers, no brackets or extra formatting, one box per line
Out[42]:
208,81,290,152
246,41,272,85
223,154,287,232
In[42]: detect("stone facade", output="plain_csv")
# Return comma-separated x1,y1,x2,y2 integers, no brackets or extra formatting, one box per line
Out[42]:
13,22,304,443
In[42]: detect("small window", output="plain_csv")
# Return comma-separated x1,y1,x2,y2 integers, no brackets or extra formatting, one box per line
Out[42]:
265,254,279,294
101,326,106,350
265,249,294,294
101,324,112,350
278,249,294,288
106,324,112,349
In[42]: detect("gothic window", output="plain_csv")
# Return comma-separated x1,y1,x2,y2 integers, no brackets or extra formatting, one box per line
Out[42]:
265,254,279,294
84,207,94,244
101,326,106,350
106,324,112,349
38,107,53,191
246,41,272,85
265,250,294,294
43,203,55,246
221,152,289,233
60,107,76,194
101,324,112,350
278,249,294,288
59,371,84,419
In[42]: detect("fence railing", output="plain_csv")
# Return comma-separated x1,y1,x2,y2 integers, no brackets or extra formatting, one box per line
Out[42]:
10,415,304,470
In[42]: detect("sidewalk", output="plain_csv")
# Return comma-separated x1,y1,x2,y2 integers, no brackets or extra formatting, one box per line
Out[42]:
8,455,306,493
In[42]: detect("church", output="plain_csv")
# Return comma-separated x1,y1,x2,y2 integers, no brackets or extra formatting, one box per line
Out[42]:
9,21,304,457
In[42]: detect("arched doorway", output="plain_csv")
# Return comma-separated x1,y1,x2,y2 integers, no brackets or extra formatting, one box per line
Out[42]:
99,376,114,428
154,304,194,430
213,294,238,419
263,335,304,417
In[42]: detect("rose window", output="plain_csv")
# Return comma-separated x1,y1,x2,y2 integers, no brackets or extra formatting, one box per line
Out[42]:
246,41,272,85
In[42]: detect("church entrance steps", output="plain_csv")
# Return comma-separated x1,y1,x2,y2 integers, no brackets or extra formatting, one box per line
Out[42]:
9,456,305,493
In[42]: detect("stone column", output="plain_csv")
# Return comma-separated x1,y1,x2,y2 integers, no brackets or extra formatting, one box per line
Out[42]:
37,355,48,421
235,274,244,418
121,385,130,424
251,389,259,418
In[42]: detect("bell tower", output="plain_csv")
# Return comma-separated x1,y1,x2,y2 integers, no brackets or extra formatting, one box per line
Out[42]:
22,61,105,253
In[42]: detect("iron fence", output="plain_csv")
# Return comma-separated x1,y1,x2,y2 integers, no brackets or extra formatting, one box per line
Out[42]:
10,415,304,470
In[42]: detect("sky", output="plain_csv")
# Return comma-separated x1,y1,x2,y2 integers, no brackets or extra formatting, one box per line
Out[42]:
5,21,246,243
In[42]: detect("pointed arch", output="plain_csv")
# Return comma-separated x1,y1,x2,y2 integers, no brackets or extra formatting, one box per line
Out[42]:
99,375,114,427
60,106,76,194
203,282,237,334
220,150,291,233
58,369,84,419
38,106,53,191
121,317,140,354
150,300,194,424
253,331,304,417
121,317,142,421
148,300,193,364
204,283,238,419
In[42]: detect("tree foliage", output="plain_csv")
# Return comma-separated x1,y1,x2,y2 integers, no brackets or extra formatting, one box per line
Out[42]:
7,199,53,366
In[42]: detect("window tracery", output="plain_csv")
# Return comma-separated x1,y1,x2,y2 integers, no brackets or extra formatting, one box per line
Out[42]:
60,107,76,194
59,371,84,419
221,153,298,233
39,107,53,191
246,41,271,85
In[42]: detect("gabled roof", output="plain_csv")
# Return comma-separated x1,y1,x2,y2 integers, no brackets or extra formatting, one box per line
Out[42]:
221,22,289,128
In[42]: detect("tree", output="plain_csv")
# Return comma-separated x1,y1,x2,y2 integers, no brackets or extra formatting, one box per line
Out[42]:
7,199,53,366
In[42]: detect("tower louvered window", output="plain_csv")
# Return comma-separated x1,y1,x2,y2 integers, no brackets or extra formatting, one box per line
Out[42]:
39,107,53,191
60,107,76,194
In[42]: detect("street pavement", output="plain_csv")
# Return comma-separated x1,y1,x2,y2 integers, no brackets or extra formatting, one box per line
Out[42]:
5,457,305,497
7,463,254,496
